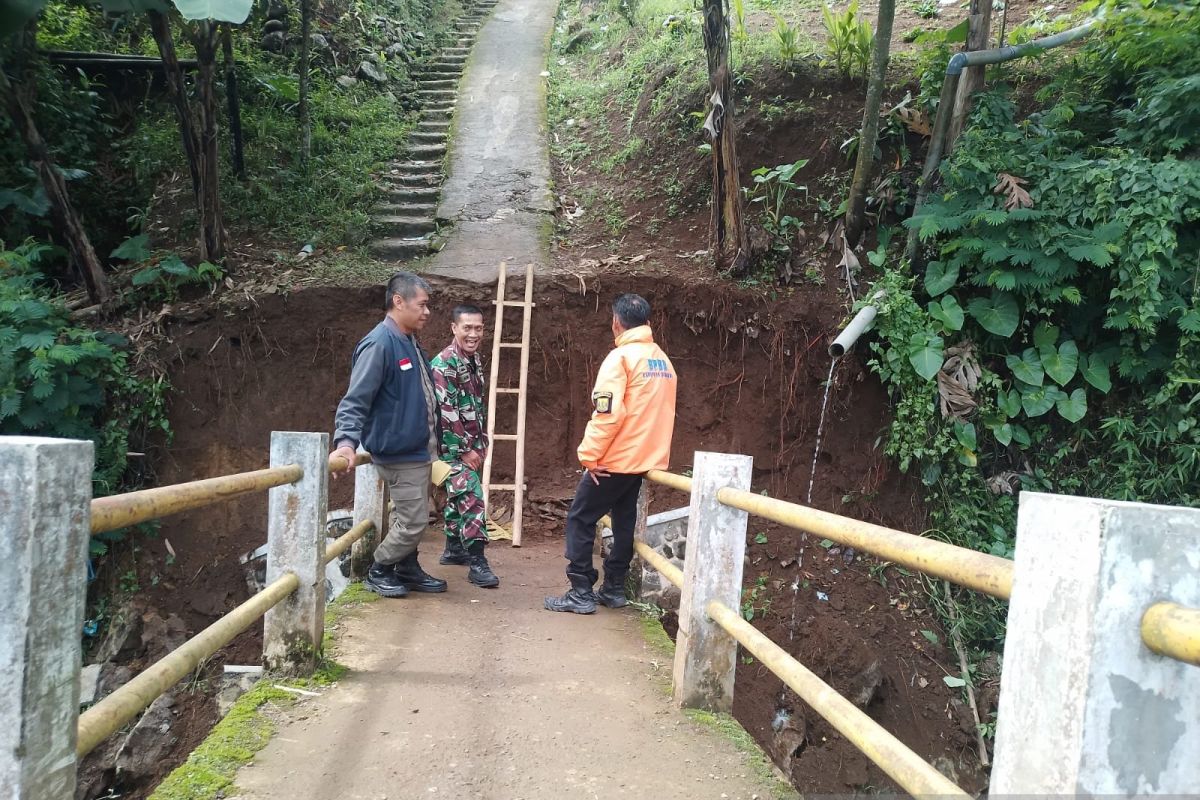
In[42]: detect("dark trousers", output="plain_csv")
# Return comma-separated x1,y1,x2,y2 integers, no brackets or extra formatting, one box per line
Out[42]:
564,472,643,590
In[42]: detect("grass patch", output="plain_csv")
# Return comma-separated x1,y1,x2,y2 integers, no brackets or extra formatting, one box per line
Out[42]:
685,709,800,800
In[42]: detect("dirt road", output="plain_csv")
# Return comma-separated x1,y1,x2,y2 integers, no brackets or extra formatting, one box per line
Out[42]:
229,532,787,799
424,0,556,283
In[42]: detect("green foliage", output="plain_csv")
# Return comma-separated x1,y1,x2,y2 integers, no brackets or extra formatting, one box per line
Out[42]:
772,15,802,66
746,158,808,243
868,3,1200,648
0,241,170,495
820,0,873,80
740,575,772,621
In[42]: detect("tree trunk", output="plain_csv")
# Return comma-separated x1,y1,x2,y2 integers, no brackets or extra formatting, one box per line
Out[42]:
148,10,202,200
0,46,111,303
191,21,227,262
947,0,993,147
844,0,896,247
221,23,245,179
298,0,312,165
701,0,749,274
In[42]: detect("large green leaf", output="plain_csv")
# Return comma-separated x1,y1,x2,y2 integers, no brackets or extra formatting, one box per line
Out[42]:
1040,340,1079,386
923,261,959,297
906,333,944,381
1080,353,1112,393
1005,348,1043,386
170,0,252,22
968,292,1020,337
110,234,151,262
1021,384,1062,417
1056,388,1088,422
927,296,964,332
1032,322,1059,351
997,388,1022,418
159,255,193,276
993,423,1013,446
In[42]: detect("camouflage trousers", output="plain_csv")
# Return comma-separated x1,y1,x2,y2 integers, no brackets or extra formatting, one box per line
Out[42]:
443,462,488,546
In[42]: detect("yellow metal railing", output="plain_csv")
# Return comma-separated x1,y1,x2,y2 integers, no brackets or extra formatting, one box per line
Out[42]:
1141,602,1200,667
77,448,379,758
633,539,969,798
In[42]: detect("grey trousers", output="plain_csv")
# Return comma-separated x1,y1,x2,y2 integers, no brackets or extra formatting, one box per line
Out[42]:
373,460,432,565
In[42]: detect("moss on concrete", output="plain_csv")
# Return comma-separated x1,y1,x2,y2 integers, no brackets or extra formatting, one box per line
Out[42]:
685,709,800,800
150,584,372,799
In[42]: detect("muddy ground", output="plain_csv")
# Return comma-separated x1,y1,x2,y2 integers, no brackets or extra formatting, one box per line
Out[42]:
93,272,988,797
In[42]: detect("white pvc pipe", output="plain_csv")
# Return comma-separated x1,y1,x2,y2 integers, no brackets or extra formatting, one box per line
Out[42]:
829,293,885,357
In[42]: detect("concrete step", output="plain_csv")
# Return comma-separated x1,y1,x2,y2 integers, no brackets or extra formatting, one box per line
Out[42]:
417,69,463,79
417,78,458,90
381,186,441,202
375,202,438,217
384,160,442,176
409,131,447,145
415,123,451,136
407,143,448,159
373,216,437,236
371,236,435,261
442,48,471,55
386,174,442,188
422,108,454,122
419,99,456,111
417,92,457,102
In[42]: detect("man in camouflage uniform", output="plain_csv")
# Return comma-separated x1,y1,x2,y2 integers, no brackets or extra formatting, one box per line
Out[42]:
430,304,500,588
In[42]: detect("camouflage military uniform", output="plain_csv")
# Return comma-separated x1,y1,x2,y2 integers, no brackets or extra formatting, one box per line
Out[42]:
430,342,489,547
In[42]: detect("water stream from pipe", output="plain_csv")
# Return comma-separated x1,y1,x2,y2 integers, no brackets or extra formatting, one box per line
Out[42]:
776,356,841,713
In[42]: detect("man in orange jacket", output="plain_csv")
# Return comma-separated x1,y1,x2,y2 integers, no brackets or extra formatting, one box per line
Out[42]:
545,293,677,614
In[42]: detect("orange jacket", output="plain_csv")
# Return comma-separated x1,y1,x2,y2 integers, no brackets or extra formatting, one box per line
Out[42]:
577,325,677,474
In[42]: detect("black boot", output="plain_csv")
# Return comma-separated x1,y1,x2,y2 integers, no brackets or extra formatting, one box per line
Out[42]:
544,576,597,614
392,551,448,593
466,542,499,588
596,576,628,608
364,561,409,598
440,536,469,566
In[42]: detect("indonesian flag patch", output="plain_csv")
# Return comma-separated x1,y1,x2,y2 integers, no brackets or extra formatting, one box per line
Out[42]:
398,358,413,371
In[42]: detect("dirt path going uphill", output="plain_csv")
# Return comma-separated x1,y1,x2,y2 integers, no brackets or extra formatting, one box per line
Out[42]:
229,532,789,800
423,0,557,283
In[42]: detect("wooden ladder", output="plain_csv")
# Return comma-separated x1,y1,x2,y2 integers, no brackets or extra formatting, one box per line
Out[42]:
482,262,534,547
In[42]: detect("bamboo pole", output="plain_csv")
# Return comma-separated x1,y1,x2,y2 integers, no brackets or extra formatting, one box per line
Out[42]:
706,600,971,799
90,465,303,534
325,519,374,564
481,262,508,510
634,540,684,589
511,263,534,547
644,469,694,494
76,572,300,758
717,486,1013,599
327,451,373,474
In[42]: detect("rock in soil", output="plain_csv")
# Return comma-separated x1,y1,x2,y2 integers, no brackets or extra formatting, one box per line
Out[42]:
116,693,179,782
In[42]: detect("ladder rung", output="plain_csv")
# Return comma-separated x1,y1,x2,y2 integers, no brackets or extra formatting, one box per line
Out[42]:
498,342,523,348
488,483,519,491
494,300,536,308
493,434,518,441
496,388,519,394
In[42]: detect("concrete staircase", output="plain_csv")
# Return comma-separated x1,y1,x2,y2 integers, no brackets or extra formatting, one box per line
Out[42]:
370,2,497,262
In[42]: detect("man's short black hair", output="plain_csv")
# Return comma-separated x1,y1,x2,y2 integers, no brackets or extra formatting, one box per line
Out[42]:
452,304,484,322
383,272,432,311
612,293,651,329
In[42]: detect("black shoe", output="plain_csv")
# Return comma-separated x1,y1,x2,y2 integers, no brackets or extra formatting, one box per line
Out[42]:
596,583,628,608
440,537,469,566
393,552,448,593
364,562,409,598
543,588,597,614
468,553,500,588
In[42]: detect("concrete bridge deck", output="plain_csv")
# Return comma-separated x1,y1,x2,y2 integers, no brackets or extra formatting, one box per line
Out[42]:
228,534,785,800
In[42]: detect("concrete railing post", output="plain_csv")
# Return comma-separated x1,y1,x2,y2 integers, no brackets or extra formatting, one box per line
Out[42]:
350,452,385,579
991,492,1200,795
0,437,93,799
672,451,754,712
263,431,329,675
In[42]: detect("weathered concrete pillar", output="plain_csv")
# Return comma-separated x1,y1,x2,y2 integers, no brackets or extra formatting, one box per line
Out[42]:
991,492,1200,795
350,452,385,579
0,437,93,799
672,451,753,712
263,431,329,675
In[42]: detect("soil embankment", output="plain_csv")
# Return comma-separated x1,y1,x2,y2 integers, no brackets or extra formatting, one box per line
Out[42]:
129,273,985,795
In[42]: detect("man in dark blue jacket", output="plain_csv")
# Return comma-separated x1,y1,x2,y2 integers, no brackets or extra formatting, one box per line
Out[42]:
331,272,446,598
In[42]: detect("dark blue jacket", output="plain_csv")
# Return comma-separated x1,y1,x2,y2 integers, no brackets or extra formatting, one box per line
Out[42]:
334,318,435,464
